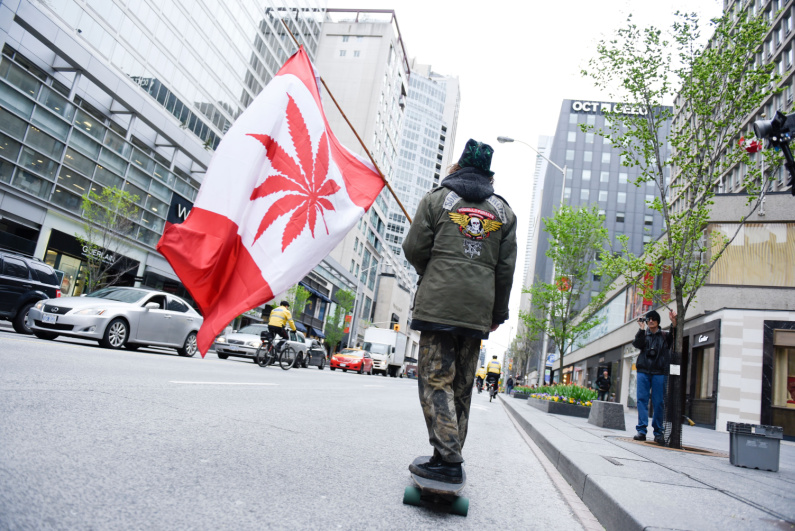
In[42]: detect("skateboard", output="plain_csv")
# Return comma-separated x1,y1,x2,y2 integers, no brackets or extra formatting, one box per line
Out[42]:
403,456,469,516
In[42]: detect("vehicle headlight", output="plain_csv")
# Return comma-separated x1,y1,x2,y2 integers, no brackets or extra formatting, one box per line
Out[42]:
245,340,261,347
74,308,107,315
35,301,45,310
216,337,226,343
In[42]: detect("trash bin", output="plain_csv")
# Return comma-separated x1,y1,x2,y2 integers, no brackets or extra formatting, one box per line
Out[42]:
726,422,783,472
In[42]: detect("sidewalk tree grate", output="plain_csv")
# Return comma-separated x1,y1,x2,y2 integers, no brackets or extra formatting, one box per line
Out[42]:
613,437,728,458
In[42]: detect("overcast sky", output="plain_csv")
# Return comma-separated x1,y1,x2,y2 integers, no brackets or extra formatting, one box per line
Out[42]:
324,0,723,365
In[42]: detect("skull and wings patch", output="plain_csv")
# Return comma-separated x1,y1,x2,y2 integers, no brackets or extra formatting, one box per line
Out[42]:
448,207,502,240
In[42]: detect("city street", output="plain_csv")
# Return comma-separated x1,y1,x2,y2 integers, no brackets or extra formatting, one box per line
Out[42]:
0,326,584,530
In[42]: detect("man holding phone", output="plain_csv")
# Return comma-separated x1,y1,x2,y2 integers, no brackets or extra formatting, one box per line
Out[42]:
632,309,677,444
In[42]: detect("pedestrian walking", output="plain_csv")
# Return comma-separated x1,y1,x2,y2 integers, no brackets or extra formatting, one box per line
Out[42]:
506,375,515,395
402,139,517,484
595,370,611,401
632,309,677,444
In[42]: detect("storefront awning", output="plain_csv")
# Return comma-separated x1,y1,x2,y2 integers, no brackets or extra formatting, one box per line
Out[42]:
294,321,307,333
307,326,325,339
299,282,331,303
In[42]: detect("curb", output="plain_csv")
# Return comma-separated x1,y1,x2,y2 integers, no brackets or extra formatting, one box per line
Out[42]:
501,396,647,531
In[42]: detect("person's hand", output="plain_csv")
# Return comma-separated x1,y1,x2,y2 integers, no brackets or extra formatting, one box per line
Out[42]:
669,310,677,327
490,323,500,332
637,317,646,329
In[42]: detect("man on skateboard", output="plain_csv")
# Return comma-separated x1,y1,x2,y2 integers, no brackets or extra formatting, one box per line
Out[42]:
402,139,517,484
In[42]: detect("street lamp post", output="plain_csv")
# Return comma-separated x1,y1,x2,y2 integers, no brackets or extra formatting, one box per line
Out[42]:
497,136,567,386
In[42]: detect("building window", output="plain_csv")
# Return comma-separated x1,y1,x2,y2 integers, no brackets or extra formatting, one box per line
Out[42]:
354,50,360,58
586,115,596,125
646,194,655,204
566,149,574,161
599,190,608,202
617,192,626,203
616,212,625,223
644,214,653,226
564,187,571,200
619,172,628,184
584,151,592,162
580,189,589,201
600,171,610,182
643,235,651,244
582,170,591,181
568,131,576,142
342,36,349,42
772,332,795,407
339,50,347,57
585,133,594,144
602,152,611,164
569,113,578,124
566,168,573,180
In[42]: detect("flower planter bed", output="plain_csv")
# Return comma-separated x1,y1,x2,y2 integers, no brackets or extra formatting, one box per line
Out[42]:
512,392,531,400
528,397,591,418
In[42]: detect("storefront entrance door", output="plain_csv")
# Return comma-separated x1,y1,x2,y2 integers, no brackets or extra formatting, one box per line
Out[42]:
687,346,717,427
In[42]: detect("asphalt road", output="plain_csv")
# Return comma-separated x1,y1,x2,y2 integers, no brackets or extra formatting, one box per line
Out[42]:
0,324,584,530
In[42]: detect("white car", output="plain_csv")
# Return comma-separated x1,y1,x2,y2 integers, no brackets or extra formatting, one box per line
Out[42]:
214,324,309,364
28,286,202,357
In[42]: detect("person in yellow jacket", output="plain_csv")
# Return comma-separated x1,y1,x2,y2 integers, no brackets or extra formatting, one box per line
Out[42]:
475,366,487,393
485,355,501,393
268,301,296,349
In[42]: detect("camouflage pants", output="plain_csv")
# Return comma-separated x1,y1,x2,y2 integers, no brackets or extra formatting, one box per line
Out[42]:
417,331,481,464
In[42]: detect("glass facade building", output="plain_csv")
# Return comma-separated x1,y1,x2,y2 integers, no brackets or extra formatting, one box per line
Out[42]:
389,63,459,273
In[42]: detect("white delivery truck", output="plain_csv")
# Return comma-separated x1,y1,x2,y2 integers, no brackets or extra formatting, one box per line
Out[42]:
363,327,409,377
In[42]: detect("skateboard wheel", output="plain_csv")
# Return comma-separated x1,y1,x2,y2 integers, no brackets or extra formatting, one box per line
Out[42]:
403,486,421,506
451,496,469,516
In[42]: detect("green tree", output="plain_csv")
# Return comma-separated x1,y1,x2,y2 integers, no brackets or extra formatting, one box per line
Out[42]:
324,288,355,353
521,205,612,383
77,186,140,294
582,11,780,400
286,284,311,319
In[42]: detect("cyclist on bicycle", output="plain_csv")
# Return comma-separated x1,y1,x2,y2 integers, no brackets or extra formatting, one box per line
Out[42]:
485,355,501,394
475,365,487,393
268,301,296,351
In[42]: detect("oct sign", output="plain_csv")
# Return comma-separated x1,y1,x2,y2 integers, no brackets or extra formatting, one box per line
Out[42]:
571,100,647,116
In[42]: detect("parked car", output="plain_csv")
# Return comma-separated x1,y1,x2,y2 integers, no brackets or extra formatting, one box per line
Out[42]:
330,348,373,374
215,324,309,364
302,339,327,370
28,286,202,356
0,249,61,334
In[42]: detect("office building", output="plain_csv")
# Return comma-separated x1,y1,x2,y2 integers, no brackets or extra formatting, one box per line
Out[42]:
388,61,460,274
315,9,417,346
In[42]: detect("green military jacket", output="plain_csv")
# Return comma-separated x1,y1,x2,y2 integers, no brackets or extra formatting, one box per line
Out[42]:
402,184,517,334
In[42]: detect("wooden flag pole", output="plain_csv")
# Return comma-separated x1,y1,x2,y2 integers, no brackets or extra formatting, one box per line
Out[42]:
280,20,412,223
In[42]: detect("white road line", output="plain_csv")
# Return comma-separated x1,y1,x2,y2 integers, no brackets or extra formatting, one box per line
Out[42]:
169,381,278,386
363,385,385,388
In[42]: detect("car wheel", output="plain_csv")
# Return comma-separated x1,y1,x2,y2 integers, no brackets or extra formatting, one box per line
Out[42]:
318,358,325,370
178,332,198,357
357,364,363,375
126,343,140,351
33,330,58,340
342,369,347,373
12,302,35,335
100,318,128,349
330,367,336,371
217,353,229,360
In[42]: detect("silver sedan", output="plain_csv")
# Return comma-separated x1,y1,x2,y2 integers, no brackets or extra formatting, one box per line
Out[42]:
28,286,202,357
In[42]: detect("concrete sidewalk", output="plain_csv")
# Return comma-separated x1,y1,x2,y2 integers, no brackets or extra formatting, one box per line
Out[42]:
501,395,795,531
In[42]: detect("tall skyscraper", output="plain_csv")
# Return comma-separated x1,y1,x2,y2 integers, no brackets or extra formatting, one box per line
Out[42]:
389,61,460,273
314,9,414,344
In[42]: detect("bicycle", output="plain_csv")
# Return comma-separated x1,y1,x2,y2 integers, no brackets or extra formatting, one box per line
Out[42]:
255,330,297,370
487,378,499,402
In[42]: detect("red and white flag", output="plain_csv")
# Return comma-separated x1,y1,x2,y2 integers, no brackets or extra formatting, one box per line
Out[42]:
157,48,385,356
739,136,762,153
